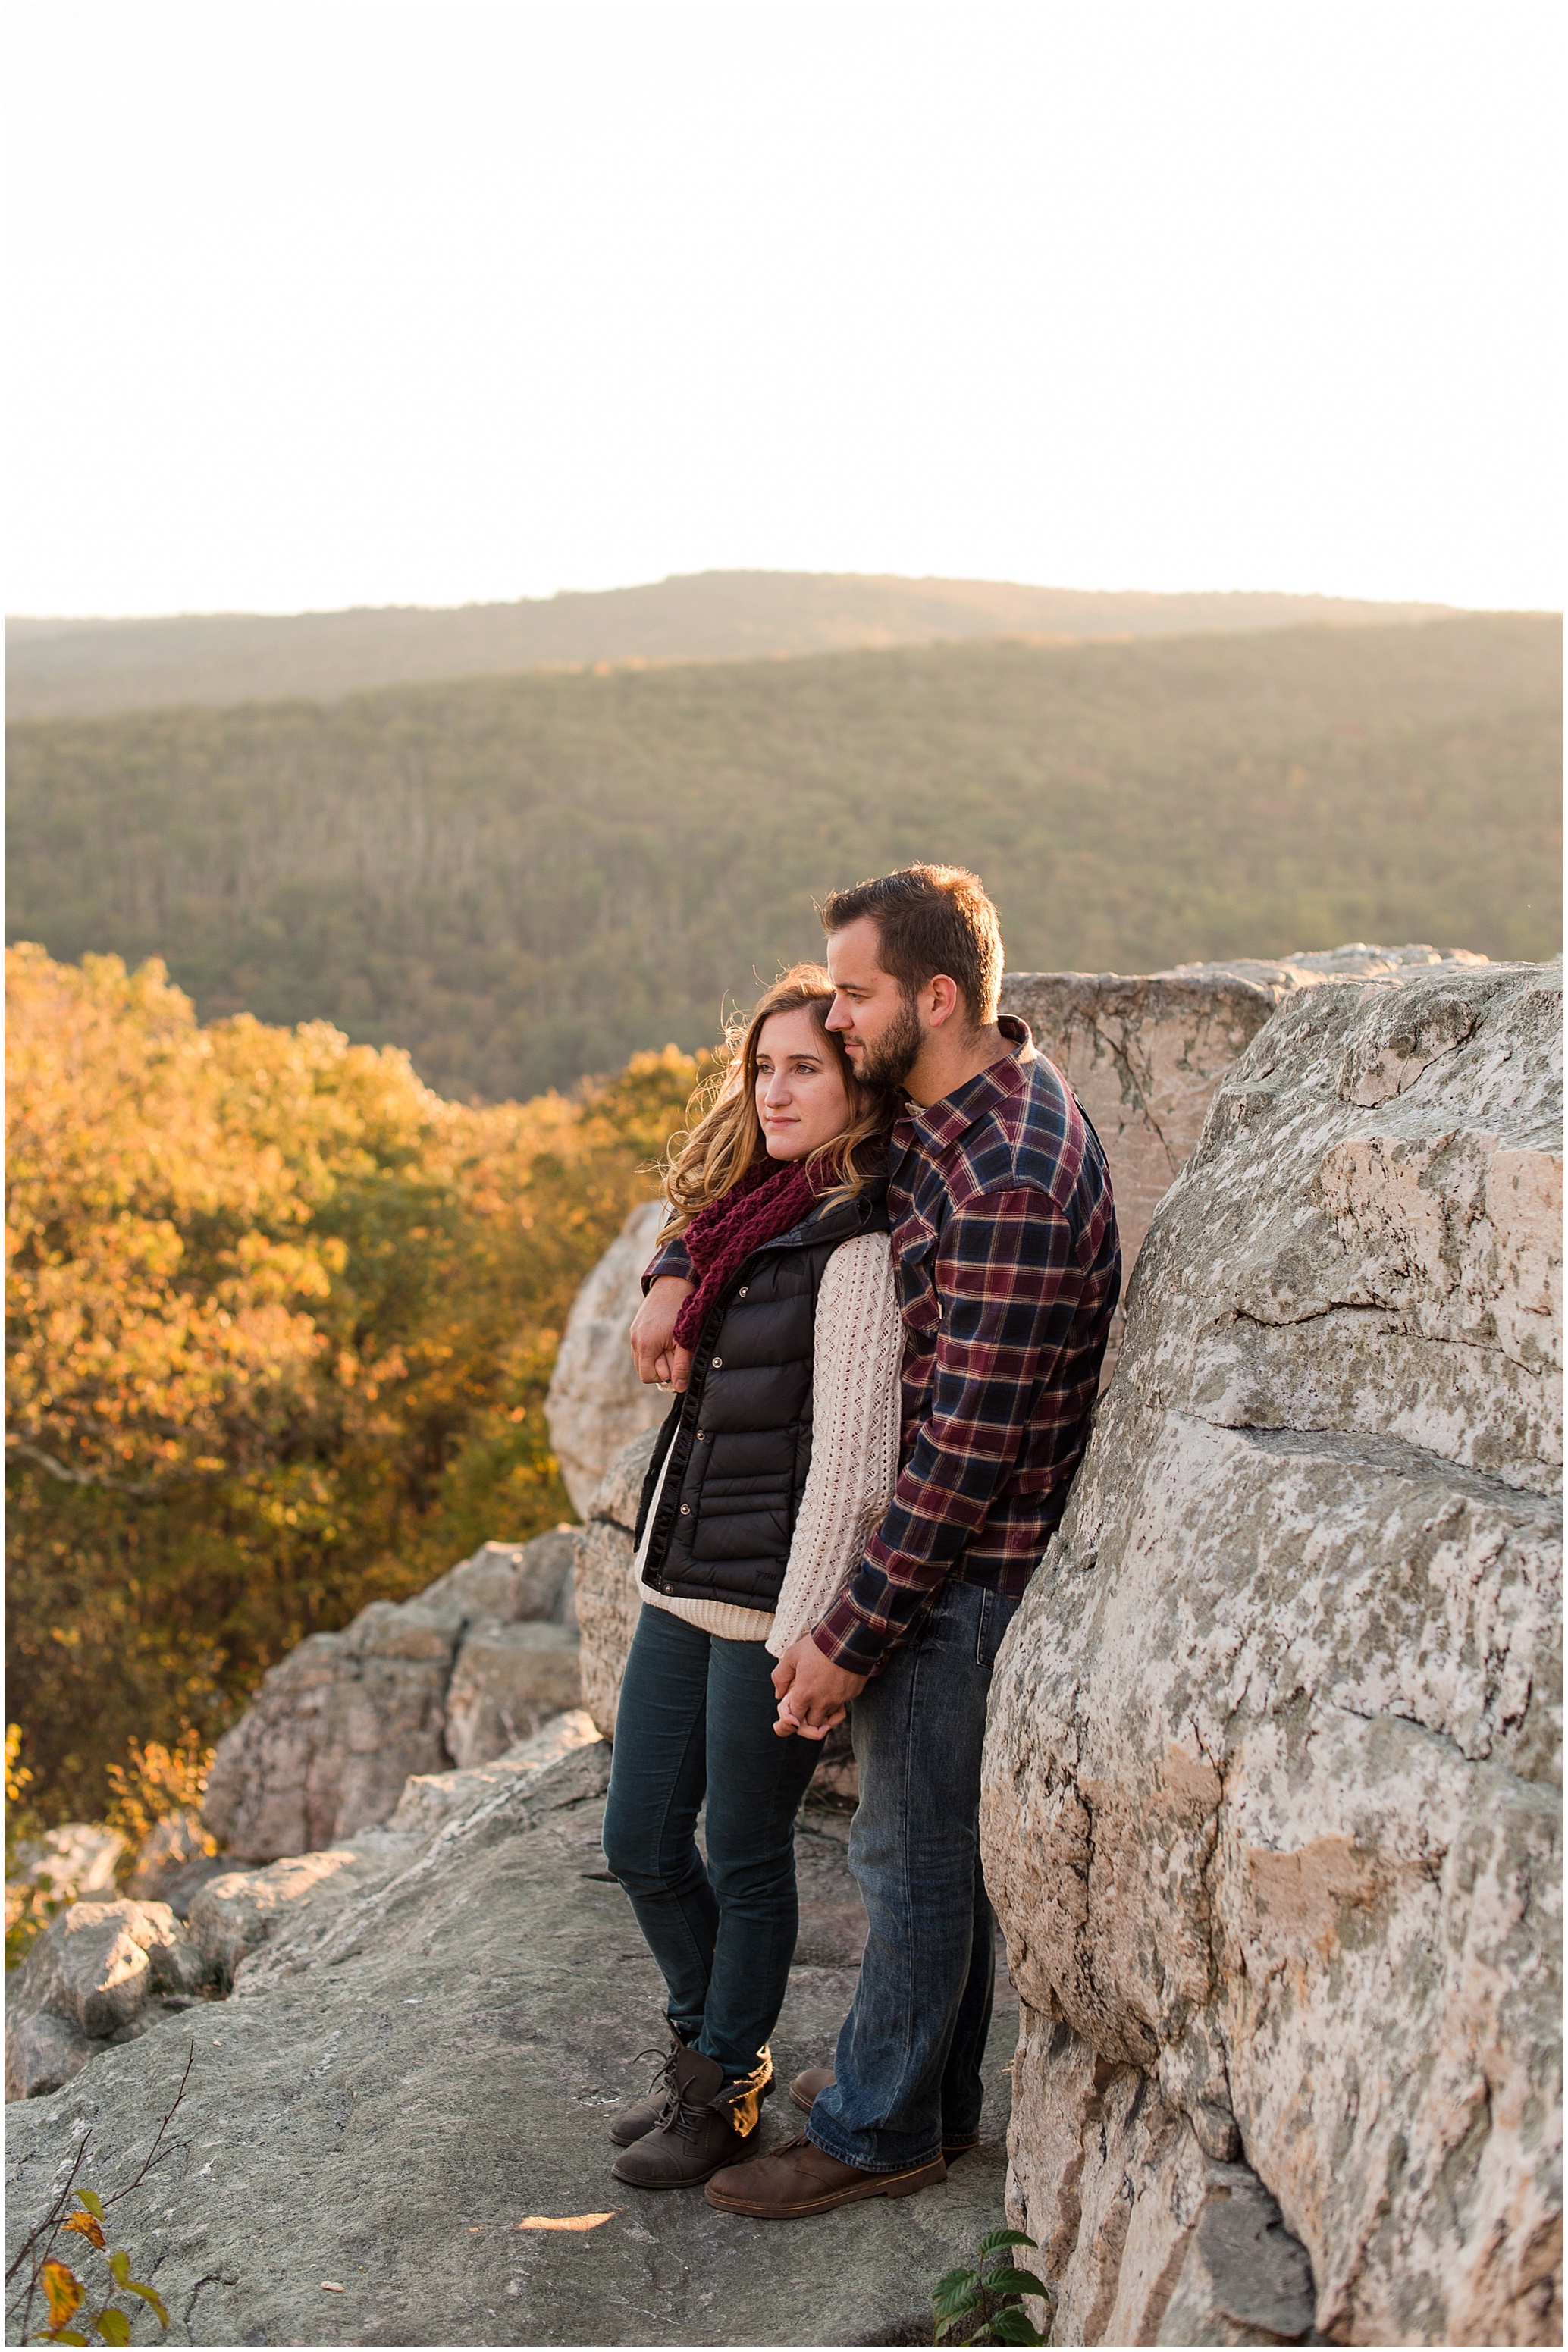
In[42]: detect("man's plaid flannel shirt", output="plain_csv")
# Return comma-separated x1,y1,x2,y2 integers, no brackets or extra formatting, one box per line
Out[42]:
642,1018,1120,1675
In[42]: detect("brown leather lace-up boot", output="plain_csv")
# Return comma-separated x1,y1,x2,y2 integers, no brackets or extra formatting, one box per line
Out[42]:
611,2043,771,2190
609,2024,689,2147
610,2026,774,2148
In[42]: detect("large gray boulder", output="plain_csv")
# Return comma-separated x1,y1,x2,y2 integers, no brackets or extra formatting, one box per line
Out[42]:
443,1622,584,1768
544,1198,670,1511
4,1740,1019,2347
187,1713,603,1984
200,1600,455,1861
202,1531,580,1861
1003,943,1488,1367
5,1899,215,2101
981,957,1562,2344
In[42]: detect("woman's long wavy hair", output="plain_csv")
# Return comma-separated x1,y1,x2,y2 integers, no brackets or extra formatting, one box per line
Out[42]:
658,966,895,1237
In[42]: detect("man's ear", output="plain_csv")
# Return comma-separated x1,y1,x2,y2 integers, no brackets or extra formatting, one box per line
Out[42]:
924,974,962,1030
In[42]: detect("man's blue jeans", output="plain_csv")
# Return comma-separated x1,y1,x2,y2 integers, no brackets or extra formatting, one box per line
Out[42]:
806,1579,1021,2173
601,1604,821,2080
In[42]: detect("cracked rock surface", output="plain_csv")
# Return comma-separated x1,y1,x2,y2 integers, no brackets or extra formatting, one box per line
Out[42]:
5,1743,1016,2347
982,957,1562,2345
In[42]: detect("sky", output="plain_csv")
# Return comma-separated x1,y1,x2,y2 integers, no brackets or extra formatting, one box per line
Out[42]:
7,0,1563,616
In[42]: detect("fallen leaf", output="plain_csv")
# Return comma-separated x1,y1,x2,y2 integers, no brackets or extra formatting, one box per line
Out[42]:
321,2281,345,2292
516,2212,619,2233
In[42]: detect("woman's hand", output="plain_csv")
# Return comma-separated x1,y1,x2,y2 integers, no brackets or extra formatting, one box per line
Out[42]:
771,1635,866,1738
629,1275,695,1390
773,1690,839,1740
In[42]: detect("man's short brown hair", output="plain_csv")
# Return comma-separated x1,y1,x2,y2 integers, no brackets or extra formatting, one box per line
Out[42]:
819,864,1004,1029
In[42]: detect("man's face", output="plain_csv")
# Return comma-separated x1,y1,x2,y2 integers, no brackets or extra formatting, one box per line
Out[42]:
825,917,924,1092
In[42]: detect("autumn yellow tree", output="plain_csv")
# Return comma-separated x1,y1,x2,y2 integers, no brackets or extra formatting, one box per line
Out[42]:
5,946,694,1817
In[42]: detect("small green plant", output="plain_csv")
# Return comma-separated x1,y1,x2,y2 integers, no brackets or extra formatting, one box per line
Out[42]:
5,2047,188,2344
932,2228,1052,2347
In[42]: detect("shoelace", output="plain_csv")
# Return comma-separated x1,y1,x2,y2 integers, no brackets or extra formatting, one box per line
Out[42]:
629,2042,681,2093
620,2041,685,2128
663,2084,723,2143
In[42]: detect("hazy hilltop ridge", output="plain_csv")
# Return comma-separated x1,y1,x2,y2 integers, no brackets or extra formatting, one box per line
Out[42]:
8,612,1559,1102
4,568,1460,720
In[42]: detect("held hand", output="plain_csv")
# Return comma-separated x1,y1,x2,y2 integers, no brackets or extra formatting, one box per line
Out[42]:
774,1693,838,1742
770,1635,866,1739
629,1275,695,1390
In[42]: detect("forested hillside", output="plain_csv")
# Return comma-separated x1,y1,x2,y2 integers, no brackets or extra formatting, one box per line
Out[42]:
6,569,1454,720
5,946,693,1817
8,614,1559,1102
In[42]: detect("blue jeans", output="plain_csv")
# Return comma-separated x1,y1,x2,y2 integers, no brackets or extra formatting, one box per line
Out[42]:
601,1604,822,2080
806,1579,1021,2172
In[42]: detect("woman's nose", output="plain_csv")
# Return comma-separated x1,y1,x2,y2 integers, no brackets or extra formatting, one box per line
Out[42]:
763,1071,792,1109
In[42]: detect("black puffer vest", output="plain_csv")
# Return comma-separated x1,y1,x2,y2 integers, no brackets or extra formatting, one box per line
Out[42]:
634,1182,890,1616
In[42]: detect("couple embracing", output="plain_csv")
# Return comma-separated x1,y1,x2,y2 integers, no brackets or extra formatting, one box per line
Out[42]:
600,864,1120,2218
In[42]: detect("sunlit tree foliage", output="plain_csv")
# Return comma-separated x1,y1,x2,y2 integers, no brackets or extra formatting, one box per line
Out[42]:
5,945,695,1817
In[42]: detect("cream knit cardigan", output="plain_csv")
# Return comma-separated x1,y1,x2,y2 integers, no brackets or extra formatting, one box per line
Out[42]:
637,1231,902,1657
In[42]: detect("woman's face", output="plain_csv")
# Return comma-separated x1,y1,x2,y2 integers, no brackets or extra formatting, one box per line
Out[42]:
754,1008,855,1162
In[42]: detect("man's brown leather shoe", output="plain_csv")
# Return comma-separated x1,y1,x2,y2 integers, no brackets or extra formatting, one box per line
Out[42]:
787,2069,979,2162
789,2066,835,2113
705,2131,946,2216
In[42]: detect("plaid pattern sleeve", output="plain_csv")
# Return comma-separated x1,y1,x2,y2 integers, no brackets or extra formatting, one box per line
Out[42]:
641,1231,692,1289
811,1184,1099,1670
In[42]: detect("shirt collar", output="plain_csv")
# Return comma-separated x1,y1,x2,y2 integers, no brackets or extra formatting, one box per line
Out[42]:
897,1015,1036,1153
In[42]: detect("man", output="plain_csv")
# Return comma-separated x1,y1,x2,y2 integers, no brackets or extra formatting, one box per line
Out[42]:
629,864,1119,2217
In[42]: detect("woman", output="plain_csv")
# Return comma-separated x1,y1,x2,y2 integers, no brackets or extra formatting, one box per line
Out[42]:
600,967,905,2192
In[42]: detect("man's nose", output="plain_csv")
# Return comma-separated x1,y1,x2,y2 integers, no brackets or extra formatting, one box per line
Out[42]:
825,995,853,1032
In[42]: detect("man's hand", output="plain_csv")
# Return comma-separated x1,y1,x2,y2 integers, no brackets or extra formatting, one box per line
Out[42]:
629,1275,696,1391
771,1635,867,1739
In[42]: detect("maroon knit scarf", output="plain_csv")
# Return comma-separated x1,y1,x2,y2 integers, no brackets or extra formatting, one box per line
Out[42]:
670,1159,818,1350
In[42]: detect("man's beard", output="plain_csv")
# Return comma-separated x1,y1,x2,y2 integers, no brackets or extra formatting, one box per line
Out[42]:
853,995,924,1092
